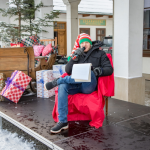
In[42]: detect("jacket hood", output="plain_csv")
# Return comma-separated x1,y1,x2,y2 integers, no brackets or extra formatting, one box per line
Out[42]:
91,40,103,50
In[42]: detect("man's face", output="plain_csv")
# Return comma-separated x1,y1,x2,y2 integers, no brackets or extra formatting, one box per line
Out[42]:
80,42,91,52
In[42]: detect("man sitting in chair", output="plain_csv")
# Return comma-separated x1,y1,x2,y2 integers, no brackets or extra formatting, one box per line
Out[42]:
45,33,113,134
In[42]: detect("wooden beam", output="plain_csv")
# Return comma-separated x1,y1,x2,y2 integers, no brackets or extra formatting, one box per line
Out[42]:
96,15,103,18
108,16,113,18
82,14,90,17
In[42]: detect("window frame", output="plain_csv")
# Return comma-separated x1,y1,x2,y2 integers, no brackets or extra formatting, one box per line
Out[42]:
79,28,90,35
143,7,150,57
96,28,106,41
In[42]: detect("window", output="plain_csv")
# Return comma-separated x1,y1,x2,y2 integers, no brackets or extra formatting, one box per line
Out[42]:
143,1,150,57
96,28,106,41
80,28,90,35
143,9,150,50
54,22,65,29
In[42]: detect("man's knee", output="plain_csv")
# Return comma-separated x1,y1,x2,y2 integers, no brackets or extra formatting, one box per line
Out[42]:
58,84,69,92
82,86,94,94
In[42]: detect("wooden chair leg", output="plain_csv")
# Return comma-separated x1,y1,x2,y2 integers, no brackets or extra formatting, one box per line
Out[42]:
105,97,108,116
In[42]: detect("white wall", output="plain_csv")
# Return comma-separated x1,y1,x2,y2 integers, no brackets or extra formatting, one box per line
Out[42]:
35,0,53,39
54,13,66,22
144,0,150,7
54,14,113,41
10,17,28,25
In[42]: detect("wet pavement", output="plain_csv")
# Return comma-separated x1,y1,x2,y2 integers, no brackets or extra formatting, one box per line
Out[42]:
0,95,150,150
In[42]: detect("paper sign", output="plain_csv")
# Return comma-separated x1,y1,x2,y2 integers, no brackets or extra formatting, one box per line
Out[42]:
71,63,92,82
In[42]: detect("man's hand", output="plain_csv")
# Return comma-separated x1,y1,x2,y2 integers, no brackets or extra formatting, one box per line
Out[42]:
74,47,85,56
72,47,85,61
72,53,79,61
93,67,102,76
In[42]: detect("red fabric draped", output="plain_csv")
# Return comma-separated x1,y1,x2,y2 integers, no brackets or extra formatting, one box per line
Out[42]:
52,54,115,128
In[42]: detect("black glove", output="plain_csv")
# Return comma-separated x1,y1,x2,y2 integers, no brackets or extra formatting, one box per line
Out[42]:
93,67,102,76
74,47,85,56
72,47,85,61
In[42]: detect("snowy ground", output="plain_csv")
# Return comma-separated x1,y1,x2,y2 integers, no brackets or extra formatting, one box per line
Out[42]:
0,129,35,150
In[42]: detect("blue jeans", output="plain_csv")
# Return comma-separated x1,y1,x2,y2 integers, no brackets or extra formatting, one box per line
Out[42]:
57,71,97,123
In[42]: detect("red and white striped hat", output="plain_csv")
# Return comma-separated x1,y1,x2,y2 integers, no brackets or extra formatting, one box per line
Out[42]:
72,33,92,51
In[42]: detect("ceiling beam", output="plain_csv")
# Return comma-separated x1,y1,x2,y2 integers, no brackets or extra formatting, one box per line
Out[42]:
82,14,90,17
108,15,113,18
96,15,103,18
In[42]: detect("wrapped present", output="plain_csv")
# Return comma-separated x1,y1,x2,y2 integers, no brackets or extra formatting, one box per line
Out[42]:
36,70,55,98
53,65,66,78
0,73,6,101
0,70,32,103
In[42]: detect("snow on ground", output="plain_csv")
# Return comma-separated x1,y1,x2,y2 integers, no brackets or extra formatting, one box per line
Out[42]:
0,129,35,150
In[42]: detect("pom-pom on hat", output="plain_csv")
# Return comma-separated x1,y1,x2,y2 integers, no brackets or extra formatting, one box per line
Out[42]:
73,33,92,51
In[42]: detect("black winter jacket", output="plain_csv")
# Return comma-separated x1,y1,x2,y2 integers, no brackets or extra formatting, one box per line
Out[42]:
65,40,113,77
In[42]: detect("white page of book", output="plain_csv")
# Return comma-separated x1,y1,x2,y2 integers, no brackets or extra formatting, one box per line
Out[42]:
71,63,92,82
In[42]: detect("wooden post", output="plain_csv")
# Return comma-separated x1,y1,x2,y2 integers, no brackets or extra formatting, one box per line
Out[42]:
55,37,57,46
105,97,108,116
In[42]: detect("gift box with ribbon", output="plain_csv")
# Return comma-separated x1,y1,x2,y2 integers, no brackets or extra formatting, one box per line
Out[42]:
0,70,32,103
36,70,55,98
0,73,6,101
53,65,66,78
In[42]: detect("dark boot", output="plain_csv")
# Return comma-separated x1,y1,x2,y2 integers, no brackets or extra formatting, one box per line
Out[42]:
50,122,68,134
44,78,59,90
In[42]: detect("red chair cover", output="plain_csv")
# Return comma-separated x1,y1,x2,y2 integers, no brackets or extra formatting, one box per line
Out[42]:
52,54,115,128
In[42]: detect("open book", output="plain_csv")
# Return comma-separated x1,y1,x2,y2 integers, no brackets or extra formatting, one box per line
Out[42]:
71,63,92,82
